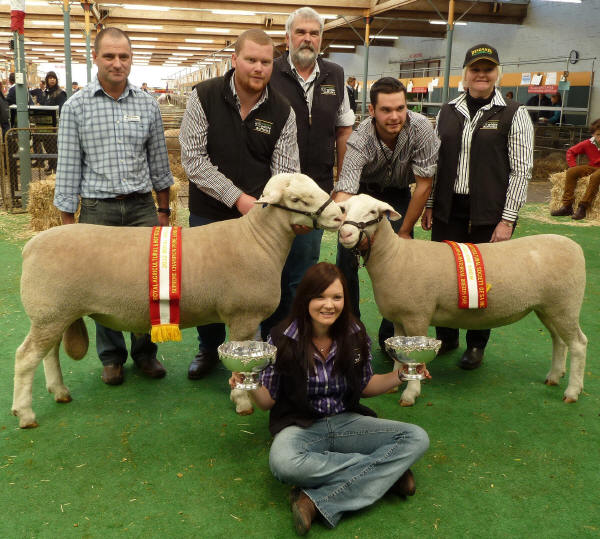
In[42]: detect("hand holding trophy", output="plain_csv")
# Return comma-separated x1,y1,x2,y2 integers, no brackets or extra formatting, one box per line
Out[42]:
219,340,277,390
384,336,441,380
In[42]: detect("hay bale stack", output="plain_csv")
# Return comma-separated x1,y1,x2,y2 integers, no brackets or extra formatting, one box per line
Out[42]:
28,177,181,232
164,129,180,150
549,171,600,222
532,152,567,182
168,153,187,184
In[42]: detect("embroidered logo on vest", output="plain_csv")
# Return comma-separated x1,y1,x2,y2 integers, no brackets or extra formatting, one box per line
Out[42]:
254,118,273,135
481,120,499,130
320,85,337,96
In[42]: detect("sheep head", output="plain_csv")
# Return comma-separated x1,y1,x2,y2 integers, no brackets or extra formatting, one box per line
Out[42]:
256,173,343,231
338,194,402,249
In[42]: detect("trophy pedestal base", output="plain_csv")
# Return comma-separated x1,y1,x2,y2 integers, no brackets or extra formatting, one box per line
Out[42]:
235,373,259,391
400,362,426,381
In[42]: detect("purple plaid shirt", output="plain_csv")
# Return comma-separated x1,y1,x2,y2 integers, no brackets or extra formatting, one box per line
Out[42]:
260,320,373,416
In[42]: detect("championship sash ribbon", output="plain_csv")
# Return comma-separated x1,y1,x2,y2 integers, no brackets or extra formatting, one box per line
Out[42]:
443,241,488,309
149,226,182,342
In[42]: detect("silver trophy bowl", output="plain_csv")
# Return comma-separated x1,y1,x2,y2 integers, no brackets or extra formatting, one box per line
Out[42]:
218,340,277,390
384,336,442,380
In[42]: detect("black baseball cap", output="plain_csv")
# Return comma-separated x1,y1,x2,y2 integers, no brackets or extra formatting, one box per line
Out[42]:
463,44,500,68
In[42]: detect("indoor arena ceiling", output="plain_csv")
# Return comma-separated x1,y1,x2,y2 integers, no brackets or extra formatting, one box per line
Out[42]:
0,0,529,68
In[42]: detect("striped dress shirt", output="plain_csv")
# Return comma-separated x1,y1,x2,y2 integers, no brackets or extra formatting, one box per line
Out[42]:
260,320,373,416
334,110,440,194
429,92,534,222
54,77,173,213
179,74,300,209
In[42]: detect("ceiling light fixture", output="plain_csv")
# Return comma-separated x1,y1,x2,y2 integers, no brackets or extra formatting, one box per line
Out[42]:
123,4,170,11
371,35,399,40
127,24,163,30
212,9,255,16
195,27,232,33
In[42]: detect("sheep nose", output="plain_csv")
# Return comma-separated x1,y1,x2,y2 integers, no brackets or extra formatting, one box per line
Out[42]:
339,229,353,240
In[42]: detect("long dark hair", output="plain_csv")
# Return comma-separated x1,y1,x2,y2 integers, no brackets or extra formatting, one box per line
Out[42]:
273,262,370,381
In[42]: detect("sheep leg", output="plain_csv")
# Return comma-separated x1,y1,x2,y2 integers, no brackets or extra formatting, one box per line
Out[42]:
228,319,262,416
535,311,567,386
388,321,425,407
12,326,62,428
537,310,587,402
42,342,72,403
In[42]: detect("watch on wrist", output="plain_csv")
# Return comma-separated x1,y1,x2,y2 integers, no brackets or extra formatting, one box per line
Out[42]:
501,219,514,227
157,207,171,216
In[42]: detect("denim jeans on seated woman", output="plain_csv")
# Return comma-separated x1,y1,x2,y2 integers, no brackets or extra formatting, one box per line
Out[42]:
268,412,429,528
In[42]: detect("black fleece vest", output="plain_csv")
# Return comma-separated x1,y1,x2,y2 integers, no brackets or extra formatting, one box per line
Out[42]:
270,54,344,193
267,328,376,437
189,69,291,221
434,100,520,226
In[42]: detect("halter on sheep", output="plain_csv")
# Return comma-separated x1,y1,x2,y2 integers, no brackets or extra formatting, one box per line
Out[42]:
12,173,343,428
338,194,588,406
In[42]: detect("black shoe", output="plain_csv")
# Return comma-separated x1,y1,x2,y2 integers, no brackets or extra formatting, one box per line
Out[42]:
571,204,586,220
438,340,459,356
459,348,484,370
101,364,124,385
188,349,219,380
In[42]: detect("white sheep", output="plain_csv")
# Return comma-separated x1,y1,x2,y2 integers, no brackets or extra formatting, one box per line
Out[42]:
338,194,588,406
12,173,343,428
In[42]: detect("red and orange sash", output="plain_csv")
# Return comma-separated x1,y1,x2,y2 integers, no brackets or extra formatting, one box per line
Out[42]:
149,226,182,342
444,241,488,309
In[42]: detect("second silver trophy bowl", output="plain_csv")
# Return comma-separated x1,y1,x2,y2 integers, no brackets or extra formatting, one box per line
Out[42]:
218,340,277,390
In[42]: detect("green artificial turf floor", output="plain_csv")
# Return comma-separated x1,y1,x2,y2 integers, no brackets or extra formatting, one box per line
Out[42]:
1,205,598,538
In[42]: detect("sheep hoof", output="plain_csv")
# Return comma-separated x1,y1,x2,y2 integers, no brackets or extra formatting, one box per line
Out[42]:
55,395,72,404
544,378,559,386
236,407,254,416
399,399,415,407
562,396,577,403
12,409,39,428
20,420,39,429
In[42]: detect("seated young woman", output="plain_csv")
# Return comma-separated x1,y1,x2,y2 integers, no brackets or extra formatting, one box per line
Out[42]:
229,262,430,535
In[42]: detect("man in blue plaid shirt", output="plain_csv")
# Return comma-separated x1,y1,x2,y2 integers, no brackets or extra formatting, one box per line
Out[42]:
54,27,174,386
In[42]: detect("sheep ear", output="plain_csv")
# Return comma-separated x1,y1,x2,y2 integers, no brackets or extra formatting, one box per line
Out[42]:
256,173,291,204
378,201,402,221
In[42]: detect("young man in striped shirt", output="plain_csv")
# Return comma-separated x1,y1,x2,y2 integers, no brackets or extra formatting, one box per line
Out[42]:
333,77,440,349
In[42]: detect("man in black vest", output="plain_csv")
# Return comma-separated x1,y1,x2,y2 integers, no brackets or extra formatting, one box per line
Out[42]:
264,6,355,338
179,29,300,379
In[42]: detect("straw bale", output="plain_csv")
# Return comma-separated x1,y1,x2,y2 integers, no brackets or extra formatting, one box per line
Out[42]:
28,177,182,231
549,171,600,222
532,152,567,182
164,129,180,150
168,153,187,184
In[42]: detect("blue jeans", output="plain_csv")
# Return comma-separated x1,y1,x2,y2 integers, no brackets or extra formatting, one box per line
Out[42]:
269,413,429,528
261,229,324,340
336,186,412,346
79,194,159,366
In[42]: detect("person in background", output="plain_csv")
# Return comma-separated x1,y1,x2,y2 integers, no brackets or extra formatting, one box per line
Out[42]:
551,118,600,220
6,72,16,107
422,43,534,371
179,29,300,380
346,76,357,113
525,93,551,123
541,93,562,125
141,82,149,93
54,27,173,386
30,80,46,104
72,81,80,93
265,6,355,340
505,91,514,101
229,262,429,535
0,79,9,137
39,71,68,173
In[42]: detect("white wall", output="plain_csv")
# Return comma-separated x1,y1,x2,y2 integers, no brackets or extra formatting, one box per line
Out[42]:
329,0,599,120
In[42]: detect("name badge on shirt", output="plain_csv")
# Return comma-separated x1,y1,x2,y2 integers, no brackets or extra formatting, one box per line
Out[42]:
124,114,141,122
481,120,499,130
254,118,273,135
320,85,336,96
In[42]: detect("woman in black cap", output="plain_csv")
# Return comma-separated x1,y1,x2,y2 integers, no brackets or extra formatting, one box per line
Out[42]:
421,44,534,370
39,71,67,173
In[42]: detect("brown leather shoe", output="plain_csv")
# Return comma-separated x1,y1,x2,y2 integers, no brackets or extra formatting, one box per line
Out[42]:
459,347,484,370
572,204,586,220
291,492,317,536
550,204,573,216
136,357,166,378
389,468,416,497
188,349,219,380
438,339,459,356
102,364,124,385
